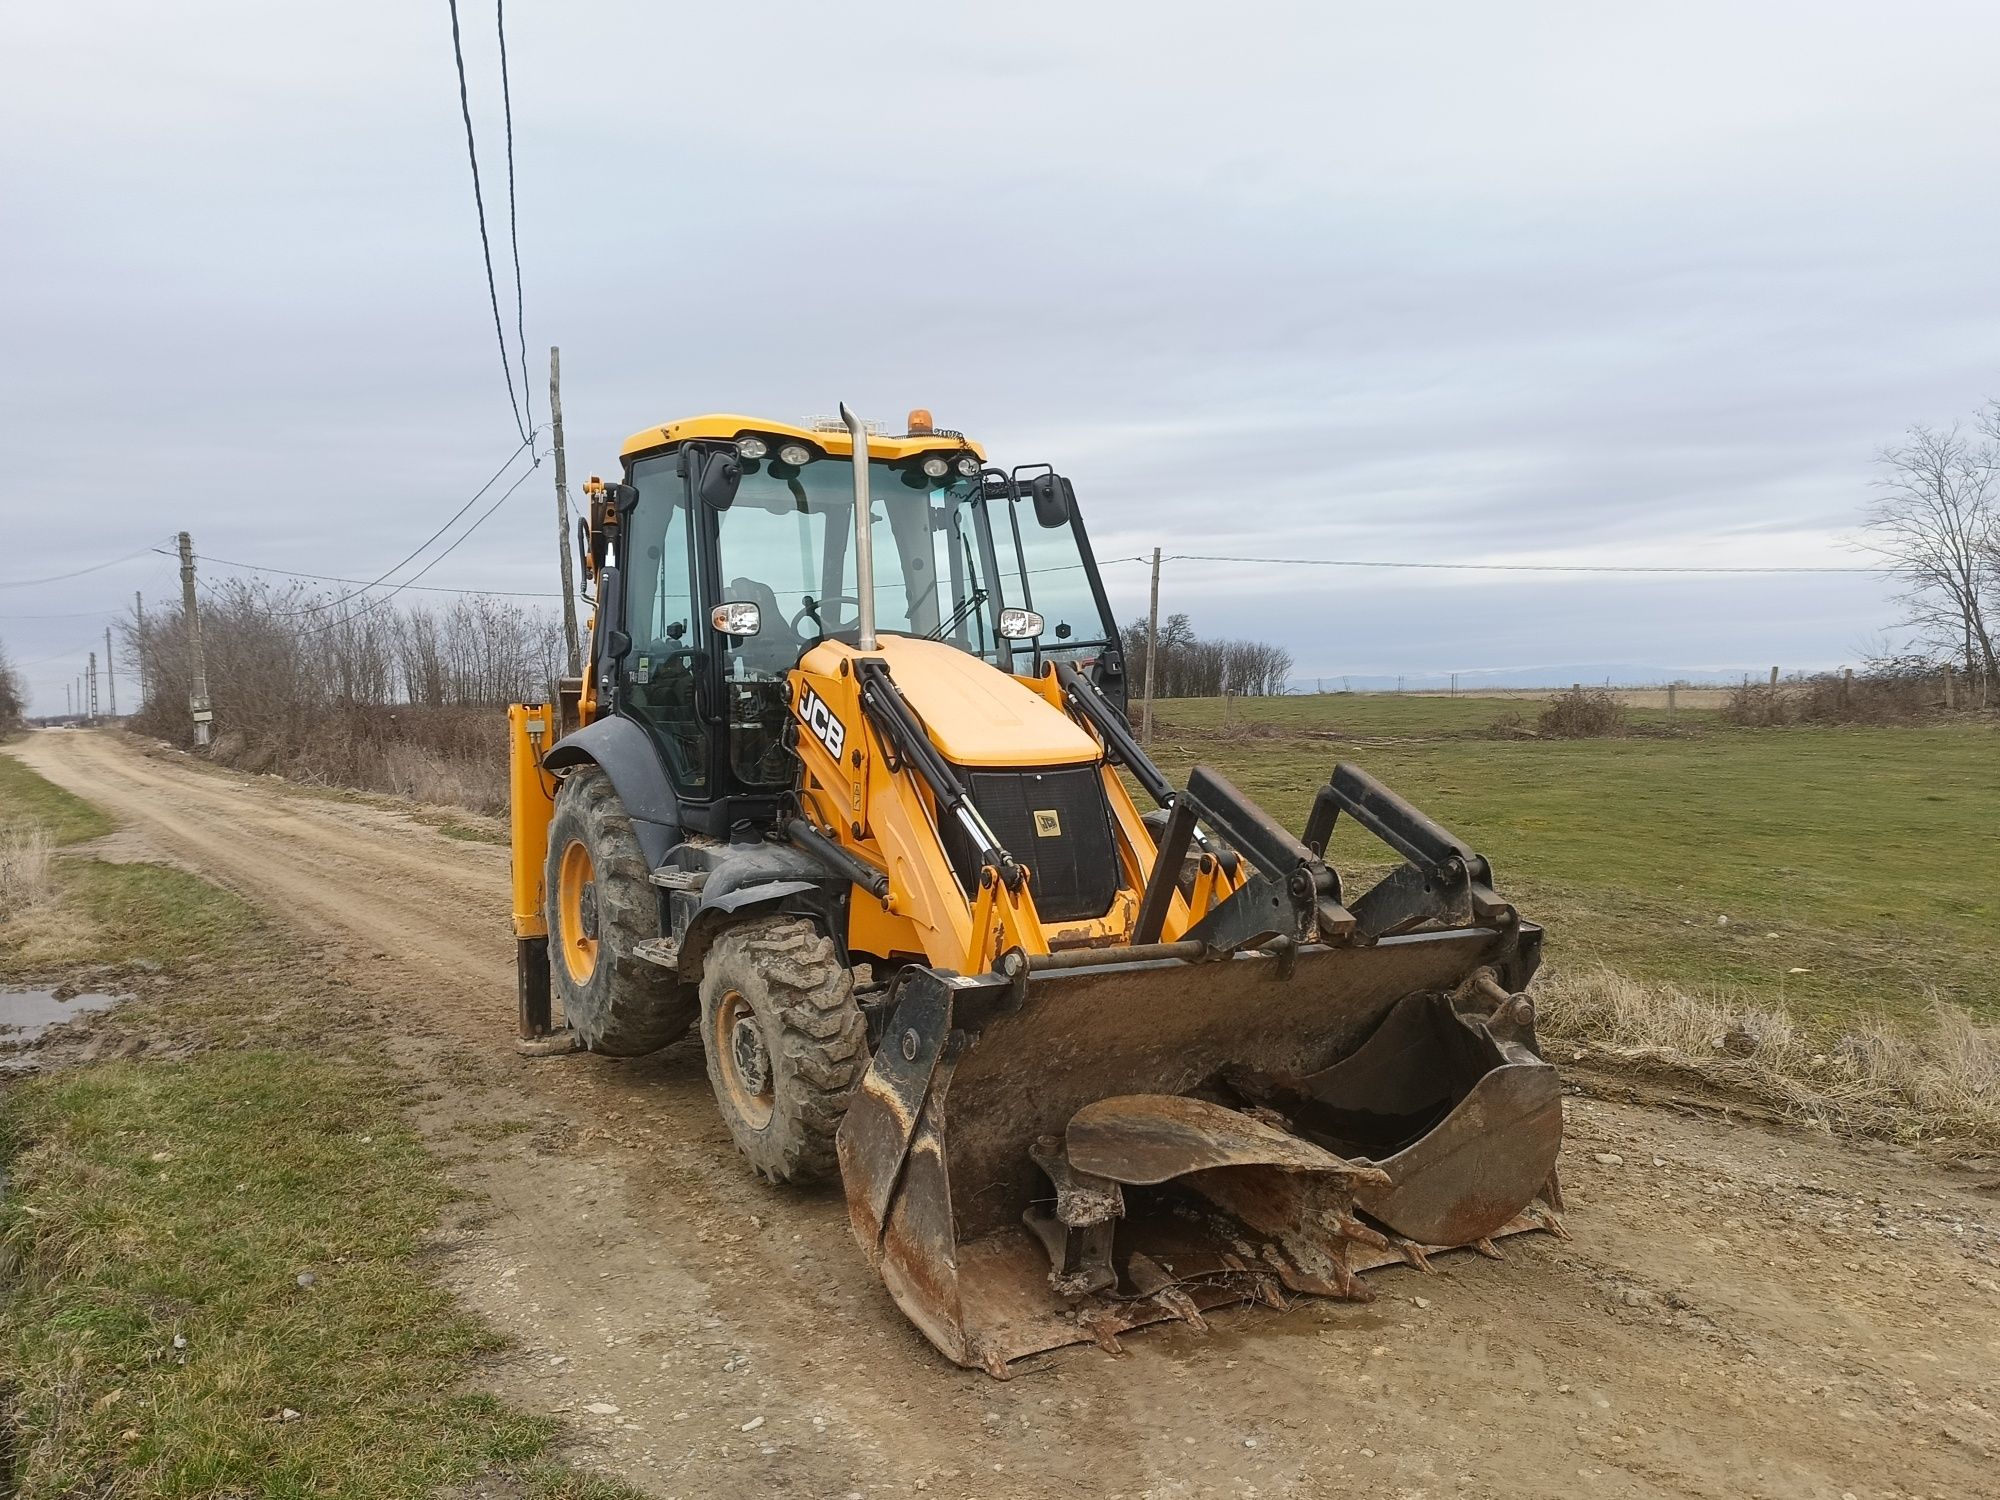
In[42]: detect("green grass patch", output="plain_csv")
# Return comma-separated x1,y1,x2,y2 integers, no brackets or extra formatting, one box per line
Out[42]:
0,1052,555,1498
63,861,261,969
0,757,619,1496
2,859,263,983
432,820,505,846
1146,695,2000,1025
0,753,113,844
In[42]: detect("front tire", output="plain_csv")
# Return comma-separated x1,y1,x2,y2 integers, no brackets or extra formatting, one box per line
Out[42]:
698,917,867,1184
544,767,697,1055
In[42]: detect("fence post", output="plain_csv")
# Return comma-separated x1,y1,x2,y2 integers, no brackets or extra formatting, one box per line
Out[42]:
1944,663,1955,710
1667,682,1677,722
1840,667,1852,710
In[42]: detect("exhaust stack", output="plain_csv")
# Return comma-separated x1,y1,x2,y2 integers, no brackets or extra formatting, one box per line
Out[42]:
840,402,877,652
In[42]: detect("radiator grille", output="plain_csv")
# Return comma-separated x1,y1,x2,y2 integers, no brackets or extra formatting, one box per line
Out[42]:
940,764,1119,923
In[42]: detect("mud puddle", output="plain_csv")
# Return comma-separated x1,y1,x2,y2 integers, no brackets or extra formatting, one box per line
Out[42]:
0,986,130,1069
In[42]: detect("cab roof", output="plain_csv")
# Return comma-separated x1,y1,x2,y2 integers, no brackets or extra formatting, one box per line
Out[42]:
621,413,988,463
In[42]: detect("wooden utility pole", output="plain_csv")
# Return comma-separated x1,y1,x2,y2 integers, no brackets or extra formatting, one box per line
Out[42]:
65,683,72,718
1140,546,1161,746
550,346,581,677
104,626,117,716
177,531,213,747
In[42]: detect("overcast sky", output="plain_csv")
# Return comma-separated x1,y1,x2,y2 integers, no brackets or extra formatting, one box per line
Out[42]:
5,2,1998,711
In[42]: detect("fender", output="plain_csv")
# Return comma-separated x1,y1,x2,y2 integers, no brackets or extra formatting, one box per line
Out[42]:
667,841,851,981
543,714,682,869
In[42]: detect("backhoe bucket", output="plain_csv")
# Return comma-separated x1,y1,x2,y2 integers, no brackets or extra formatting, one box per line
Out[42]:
837,925,1564,1375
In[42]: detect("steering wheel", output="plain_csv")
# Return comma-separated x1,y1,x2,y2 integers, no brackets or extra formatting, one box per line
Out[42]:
792,595,862,639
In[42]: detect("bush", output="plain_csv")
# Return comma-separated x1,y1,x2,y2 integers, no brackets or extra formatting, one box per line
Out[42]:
0,641,24,735
1721,680,1790,727
126,578,554,815
205,703,510,814
1536,686,1625,738
1722,663,1960,728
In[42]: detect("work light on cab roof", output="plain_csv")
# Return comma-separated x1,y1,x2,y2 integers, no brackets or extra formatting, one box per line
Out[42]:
508,398,1567,1377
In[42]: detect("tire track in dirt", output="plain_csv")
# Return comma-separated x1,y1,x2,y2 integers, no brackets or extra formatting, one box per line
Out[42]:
12,729,1999,1500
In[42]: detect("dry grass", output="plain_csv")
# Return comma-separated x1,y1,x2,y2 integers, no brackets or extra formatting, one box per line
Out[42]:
0,827,54,914
1537,685,1627,738
375,739,507,814
198,706,510,816
1539,965,2000,1148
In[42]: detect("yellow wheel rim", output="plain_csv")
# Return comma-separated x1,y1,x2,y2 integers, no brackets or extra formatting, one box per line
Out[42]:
712,989,774,1130
556,839,599,984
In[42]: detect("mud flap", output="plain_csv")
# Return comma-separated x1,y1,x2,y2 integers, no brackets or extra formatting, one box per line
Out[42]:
836,928,1564,1373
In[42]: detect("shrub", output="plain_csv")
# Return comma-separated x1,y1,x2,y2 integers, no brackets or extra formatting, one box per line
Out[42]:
1722,663,1960,727
1721,680,1791,727
1536,685,1625,738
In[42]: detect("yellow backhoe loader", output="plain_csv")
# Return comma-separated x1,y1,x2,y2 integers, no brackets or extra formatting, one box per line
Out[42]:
508,407,1566,1375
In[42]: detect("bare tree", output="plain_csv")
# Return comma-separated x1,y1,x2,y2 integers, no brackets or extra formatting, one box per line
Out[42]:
0,639,24,732
1864,422,1998,705
1119,615,1293,698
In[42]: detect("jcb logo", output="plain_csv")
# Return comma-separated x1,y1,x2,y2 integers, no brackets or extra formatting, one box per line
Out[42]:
796,685,847,760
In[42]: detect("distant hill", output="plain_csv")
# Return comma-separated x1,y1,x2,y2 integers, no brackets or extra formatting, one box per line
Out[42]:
1288,663,1819,692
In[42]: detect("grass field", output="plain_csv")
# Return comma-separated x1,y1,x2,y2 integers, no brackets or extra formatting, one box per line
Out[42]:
1147,694,2000,1026
0,751,113,844
0,762,635,1499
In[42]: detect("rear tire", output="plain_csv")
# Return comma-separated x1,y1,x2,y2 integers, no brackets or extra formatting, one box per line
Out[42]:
698,917,867,1184
544,767,697,1056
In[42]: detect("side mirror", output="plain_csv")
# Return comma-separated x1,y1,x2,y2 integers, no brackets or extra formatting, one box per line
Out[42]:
1030,473,1074,529
710,601,761,637
997,608,1044,640
698,452,742,510
604,628,632,662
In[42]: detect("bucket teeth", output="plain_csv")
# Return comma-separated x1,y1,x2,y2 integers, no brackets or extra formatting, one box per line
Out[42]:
1330,1211,1391,1253
1388,1234,1435,1273
1539,1165,1567,1213
1153,1285,1209,1332
1077,1308,1127,1355
1530,1204,1572,1241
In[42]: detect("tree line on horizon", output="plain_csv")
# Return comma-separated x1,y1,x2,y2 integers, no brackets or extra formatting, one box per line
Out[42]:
1118,612,1294,698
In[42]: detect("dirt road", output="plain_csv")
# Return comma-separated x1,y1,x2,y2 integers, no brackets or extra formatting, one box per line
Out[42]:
13,729,1998,1500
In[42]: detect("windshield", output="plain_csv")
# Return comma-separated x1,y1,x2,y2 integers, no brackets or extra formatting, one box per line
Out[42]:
714,456,996,669
619,446,1118,799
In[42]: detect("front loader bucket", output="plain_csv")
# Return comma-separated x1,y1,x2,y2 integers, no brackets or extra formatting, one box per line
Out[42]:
836,927,1565,1375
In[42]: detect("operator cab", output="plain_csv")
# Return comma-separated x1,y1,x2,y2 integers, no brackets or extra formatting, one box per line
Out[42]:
589,411,1127,832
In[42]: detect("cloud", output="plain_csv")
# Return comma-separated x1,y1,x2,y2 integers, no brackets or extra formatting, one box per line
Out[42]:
4,2,1998,707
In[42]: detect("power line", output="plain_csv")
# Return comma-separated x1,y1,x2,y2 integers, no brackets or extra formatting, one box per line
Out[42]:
187,555,563,599
445,0,530,444
496,0,533,435
0,607,139,621
1165,552,1880,575
268,433,536,614
150,434,538,616
14,634,109,669
303,454,543,636
0,540,171,589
